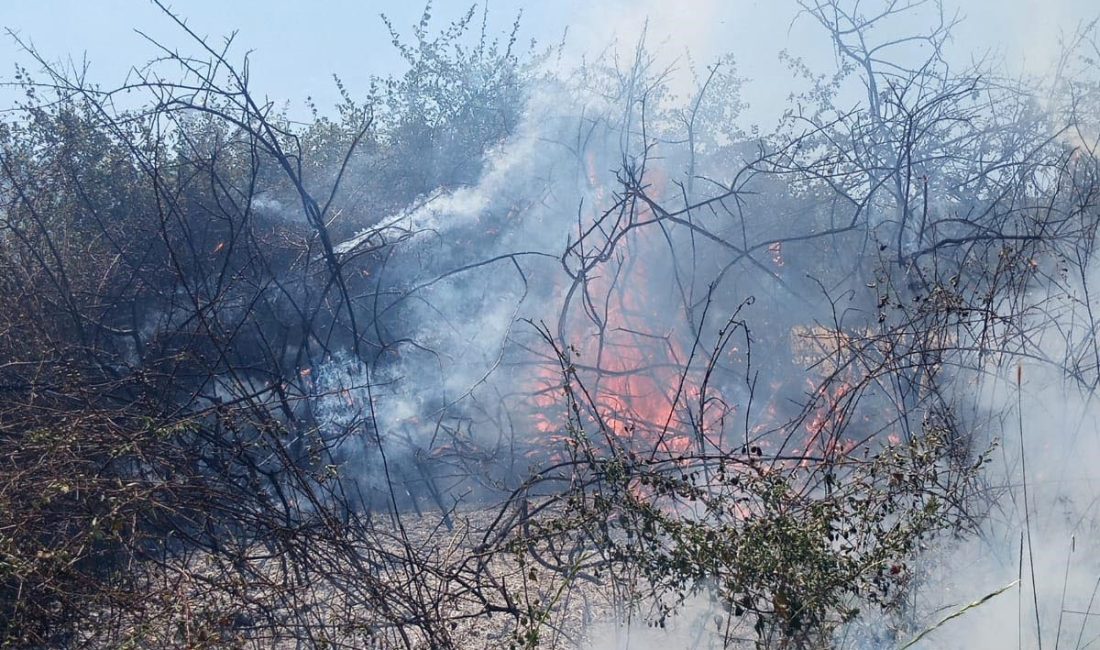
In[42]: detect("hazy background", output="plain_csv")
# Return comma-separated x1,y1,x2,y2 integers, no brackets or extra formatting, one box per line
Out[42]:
2,0,1095,128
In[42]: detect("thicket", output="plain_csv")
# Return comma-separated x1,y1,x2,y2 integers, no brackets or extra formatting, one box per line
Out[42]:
1,1,1098,648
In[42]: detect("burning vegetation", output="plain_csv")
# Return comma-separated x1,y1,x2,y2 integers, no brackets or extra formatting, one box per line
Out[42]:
1,1,1100,648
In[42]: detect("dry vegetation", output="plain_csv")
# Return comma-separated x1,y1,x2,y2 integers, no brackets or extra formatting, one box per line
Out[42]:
2,1,1099,648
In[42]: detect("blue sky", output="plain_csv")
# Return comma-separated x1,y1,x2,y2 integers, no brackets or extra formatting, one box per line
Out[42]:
1,0,1096,127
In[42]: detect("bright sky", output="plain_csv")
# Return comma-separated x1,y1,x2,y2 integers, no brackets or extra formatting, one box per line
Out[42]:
1,0,1096,127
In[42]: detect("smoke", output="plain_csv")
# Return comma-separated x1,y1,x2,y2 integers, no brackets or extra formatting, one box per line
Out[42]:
561,0,726,99
8,1,1100,647
127,0,1100,643
308,2,1100,643
905,276,1100,647
315,80,615,499
585,593,731,650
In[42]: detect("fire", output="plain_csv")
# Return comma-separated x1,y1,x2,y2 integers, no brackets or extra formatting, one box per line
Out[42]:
525,164,876,468
525,163,709,457
768,241,784,268
801,379,853,463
